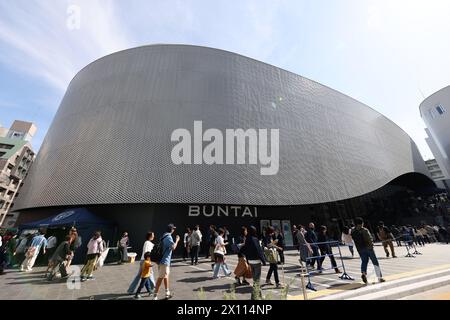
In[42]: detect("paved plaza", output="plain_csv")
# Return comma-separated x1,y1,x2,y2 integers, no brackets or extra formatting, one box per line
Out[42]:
0,243,449,300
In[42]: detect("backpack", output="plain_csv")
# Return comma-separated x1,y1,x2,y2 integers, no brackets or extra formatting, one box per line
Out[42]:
150,234,170,264
351,228,364,250
264,247,278,264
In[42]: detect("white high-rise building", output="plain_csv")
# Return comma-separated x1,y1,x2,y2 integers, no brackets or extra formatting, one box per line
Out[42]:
420,86,450,190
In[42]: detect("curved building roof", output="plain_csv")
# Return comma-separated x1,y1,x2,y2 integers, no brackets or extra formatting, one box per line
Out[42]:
14,44,430,210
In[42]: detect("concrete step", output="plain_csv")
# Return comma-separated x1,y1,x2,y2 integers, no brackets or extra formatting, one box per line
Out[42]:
318,268,450,300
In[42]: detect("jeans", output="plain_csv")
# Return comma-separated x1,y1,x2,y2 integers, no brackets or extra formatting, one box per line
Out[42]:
128,260,155,293
278,251,285,264
135,277,152,295
190,245,199,264
348,245,354,256
266,263,279,284
249,263,262,300
21,248,40,271
213,260,231,278
359,249,382,278
382,240,395,257
183,245,189,260
308,245,322,269
319,247,338,269
119,246,128,262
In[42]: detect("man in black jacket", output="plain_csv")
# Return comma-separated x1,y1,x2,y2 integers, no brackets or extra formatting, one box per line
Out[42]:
240,226,266,300
305,223,322,270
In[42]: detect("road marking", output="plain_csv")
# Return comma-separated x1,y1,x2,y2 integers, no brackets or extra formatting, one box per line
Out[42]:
287,263,450,300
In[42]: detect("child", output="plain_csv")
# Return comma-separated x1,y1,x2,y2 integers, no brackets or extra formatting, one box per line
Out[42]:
134,252,153,299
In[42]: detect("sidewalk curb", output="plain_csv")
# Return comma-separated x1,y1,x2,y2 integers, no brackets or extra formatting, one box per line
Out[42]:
317,267,450,300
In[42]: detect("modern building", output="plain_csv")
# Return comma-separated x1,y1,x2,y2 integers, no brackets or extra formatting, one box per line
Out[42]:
420,86,450,191
0,120,37,228
13,45,436,247
425,159,449,191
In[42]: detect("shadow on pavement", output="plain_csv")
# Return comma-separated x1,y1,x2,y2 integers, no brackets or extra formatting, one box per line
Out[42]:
78,293,133,300
178,276,212,283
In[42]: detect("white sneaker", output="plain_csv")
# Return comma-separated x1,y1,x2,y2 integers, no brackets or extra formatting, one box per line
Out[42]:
165,290,172,299
152,294,158,301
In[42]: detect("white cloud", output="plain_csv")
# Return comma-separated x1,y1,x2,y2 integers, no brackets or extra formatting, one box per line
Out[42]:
0,0,133,94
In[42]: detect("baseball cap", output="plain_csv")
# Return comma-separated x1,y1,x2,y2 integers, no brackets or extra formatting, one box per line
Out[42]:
167,223,177,231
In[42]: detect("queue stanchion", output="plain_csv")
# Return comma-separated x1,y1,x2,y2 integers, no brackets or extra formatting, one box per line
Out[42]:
404,239,415,258
336,242,354,281
303,246,318,292
301,241,354,292
411,241,422,255
298,258,308,300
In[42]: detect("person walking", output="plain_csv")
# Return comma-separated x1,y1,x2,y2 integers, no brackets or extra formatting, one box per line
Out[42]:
152,224,180,300
413,227,425,246
80,231,104,282
46,235,72,280
190,225,202,265
134,252,153,299
117,232,129,264
296,225,312,268
5,232,17,268
305,223,321,270
183,228,191,262
21,229,47,272
208,225,218,268
292,225,299,249
317,226,341,274
234,226,250,286
45,235,58,265
377,222,396,258
66,227,81,269
391,226,402,246
262,227,284,288
351,217,385,284
13,235,28,268
275,228,285,265
212,228,232,279
223,226,230,253
239,226,267,300
128,232,155,294
341,226,355,257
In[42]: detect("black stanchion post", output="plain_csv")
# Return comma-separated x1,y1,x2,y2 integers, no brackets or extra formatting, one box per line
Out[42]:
412,241,422,255
336,241,354,281
404,240,415,258
304,244,317,292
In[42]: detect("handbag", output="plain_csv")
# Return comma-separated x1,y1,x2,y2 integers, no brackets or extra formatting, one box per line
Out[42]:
244,263,253,279
264,247,279,264
234,257,247,277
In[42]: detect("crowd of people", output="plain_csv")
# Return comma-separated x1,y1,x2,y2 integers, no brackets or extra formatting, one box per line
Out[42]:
1,213,449,300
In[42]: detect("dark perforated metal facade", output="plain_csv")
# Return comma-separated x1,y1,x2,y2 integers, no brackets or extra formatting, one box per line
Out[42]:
14,45,430,210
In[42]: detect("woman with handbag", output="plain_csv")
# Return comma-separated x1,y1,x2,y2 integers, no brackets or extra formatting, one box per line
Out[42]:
234,227,251,286
262,227,284,288
80,231,104,282
212,228,232,279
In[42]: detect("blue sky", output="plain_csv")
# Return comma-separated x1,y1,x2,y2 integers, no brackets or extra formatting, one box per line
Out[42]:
1,0,450,160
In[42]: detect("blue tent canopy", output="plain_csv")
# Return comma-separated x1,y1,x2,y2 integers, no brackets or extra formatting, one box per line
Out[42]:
20,208,114,230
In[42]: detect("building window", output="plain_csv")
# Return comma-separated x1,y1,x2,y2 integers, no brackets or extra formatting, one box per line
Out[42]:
436,105,446,115
0,143,14,149
428,108,437,119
